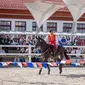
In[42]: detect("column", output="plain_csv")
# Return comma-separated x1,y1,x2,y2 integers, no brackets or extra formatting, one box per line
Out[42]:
11,20,15,31
26,20,32,32
43,22,47,32
57,21,63,33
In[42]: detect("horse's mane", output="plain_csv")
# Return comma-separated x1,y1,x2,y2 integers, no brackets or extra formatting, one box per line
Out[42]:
40,37,47,45
38,37,49,52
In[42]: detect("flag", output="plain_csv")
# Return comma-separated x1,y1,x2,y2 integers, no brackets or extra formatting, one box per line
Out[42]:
51,62,57,66
37,63,42,68
0,62,2,68
32,63,37,68
57,61,61,65
17,62,23,68
47,62,54,66
80,60,84,65
27,63,34,68
75,63,80,66
6,62,12,65
1,62,8,66
66,60,71,64
61,60,66,64
12,62,17,67
22,62,28,67
42,62,47,68
71,64,76,67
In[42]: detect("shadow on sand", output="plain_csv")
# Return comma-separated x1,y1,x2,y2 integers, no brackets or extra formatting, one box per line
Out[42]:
60,74,85,78
30,82,56,85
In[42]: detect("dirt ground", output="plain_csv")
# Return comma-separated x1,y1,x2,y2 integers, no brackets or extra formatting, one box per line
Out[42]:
0,67,85,85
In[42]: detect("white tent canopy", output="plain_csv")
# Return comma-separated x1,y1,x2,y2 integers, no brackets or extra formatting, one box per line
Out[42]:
63,0,85,33
25,0,65,28
25,0,85,33
63,0,85,22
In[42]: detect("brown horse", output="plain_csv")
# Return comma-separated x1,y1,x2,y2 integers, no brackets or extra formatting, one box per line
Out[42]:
35,37,69,75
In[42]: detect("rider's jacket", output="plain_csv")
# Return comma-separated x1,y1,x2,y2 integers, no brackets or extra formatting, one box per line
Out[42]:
48,34,56,48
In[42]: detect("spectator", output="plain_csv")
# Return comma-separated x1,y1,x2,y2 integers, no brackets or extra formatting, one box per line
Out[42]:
25,47,29,53
32,57,40,62
71,48,76,58
20,48,25,53
76,48,82,58
19,56,25,62
60,37,67,46
70,41,75,46
36,48,41,53
0,47,5,53
19,37,24,45
66,36,71,45
10,40,18,45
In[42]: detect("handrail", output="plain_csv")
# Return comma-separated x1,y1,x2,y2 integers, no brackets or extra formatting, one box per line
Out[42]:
0,45,85,48
0,53,85,56
0,45,35,47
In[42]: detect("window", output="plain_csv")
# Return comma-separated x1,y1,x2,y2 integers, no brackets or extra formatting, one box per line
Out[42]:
32,22,43,31
0,21,11,31
63,23,73,33
15,21,26,32
47,22,57,32
77,23,85,33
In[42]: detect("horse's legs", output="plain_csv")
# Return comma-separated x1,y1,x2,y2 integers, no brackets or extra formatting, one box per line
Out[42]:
39,57,50,75
39,64,50,75
59,64,62,74
47,64,50,75
59,54,63,74
39,68,42,75
45,58,50,75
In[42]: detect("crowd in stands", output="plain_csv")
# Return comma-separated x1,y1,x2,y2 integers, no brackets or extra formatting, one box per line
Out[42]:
0,34,85,62
0,34,36,45
0,34,85,46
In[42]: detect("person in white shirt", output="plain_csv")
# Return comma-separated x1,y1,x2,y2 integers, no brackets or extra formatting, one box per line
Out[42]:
71,48,76,58
25,48,29,53
0,47,5,53
76,48,81,58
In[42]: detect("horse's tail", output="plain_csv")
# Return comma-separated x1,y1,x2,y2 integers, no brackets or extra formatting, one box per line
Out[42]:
64,50,70,60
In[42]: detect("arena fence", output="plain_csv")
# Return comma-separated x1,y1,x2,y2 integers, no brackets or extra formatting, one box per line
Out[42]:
0,45,85,62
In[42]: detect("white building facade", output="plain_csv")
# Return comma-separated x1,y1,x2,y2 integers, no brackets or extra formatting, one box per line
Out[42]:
0,18,85,33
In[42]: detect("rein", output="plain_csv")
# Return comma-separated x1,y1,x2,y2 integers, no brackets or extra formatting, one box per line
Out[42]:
41,47,50,55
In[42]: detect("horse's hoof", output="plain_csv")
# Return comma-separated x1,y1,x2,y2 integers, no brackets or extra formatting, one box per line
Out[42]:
59,71,62,74
39,73,41,75
48,73,50,75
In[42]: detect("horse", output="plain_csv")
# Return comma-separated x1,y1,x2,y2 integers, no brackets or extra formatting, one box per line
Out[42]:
35,37,70,75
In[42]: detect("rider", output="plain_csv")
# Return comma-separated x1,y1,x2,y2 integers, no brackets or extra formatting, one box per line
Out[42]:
48,30,57,56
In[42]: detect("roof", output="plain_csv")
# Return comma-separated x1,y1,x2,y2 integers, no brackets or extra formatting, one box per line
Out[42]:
0,0,68,11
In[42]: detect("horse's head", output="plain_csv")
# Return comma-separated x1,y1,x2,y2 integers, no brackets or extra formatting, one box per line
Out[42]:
35,36,45,48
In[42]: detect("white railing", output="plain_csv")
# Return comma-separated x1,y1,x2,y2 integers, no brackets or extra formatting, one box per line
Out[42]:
0,45,85,62
64,46,85,48
1,45,85,47
0,31,85,36
0,45,35,47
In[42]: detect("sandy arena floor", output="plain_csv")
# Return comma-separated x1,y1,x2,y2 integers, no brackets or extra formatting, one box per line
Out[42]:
0,67,85,85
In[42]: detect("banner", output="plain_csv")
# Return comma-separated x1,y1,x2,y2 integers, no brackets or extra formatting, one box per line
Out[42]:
0,60,84,68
